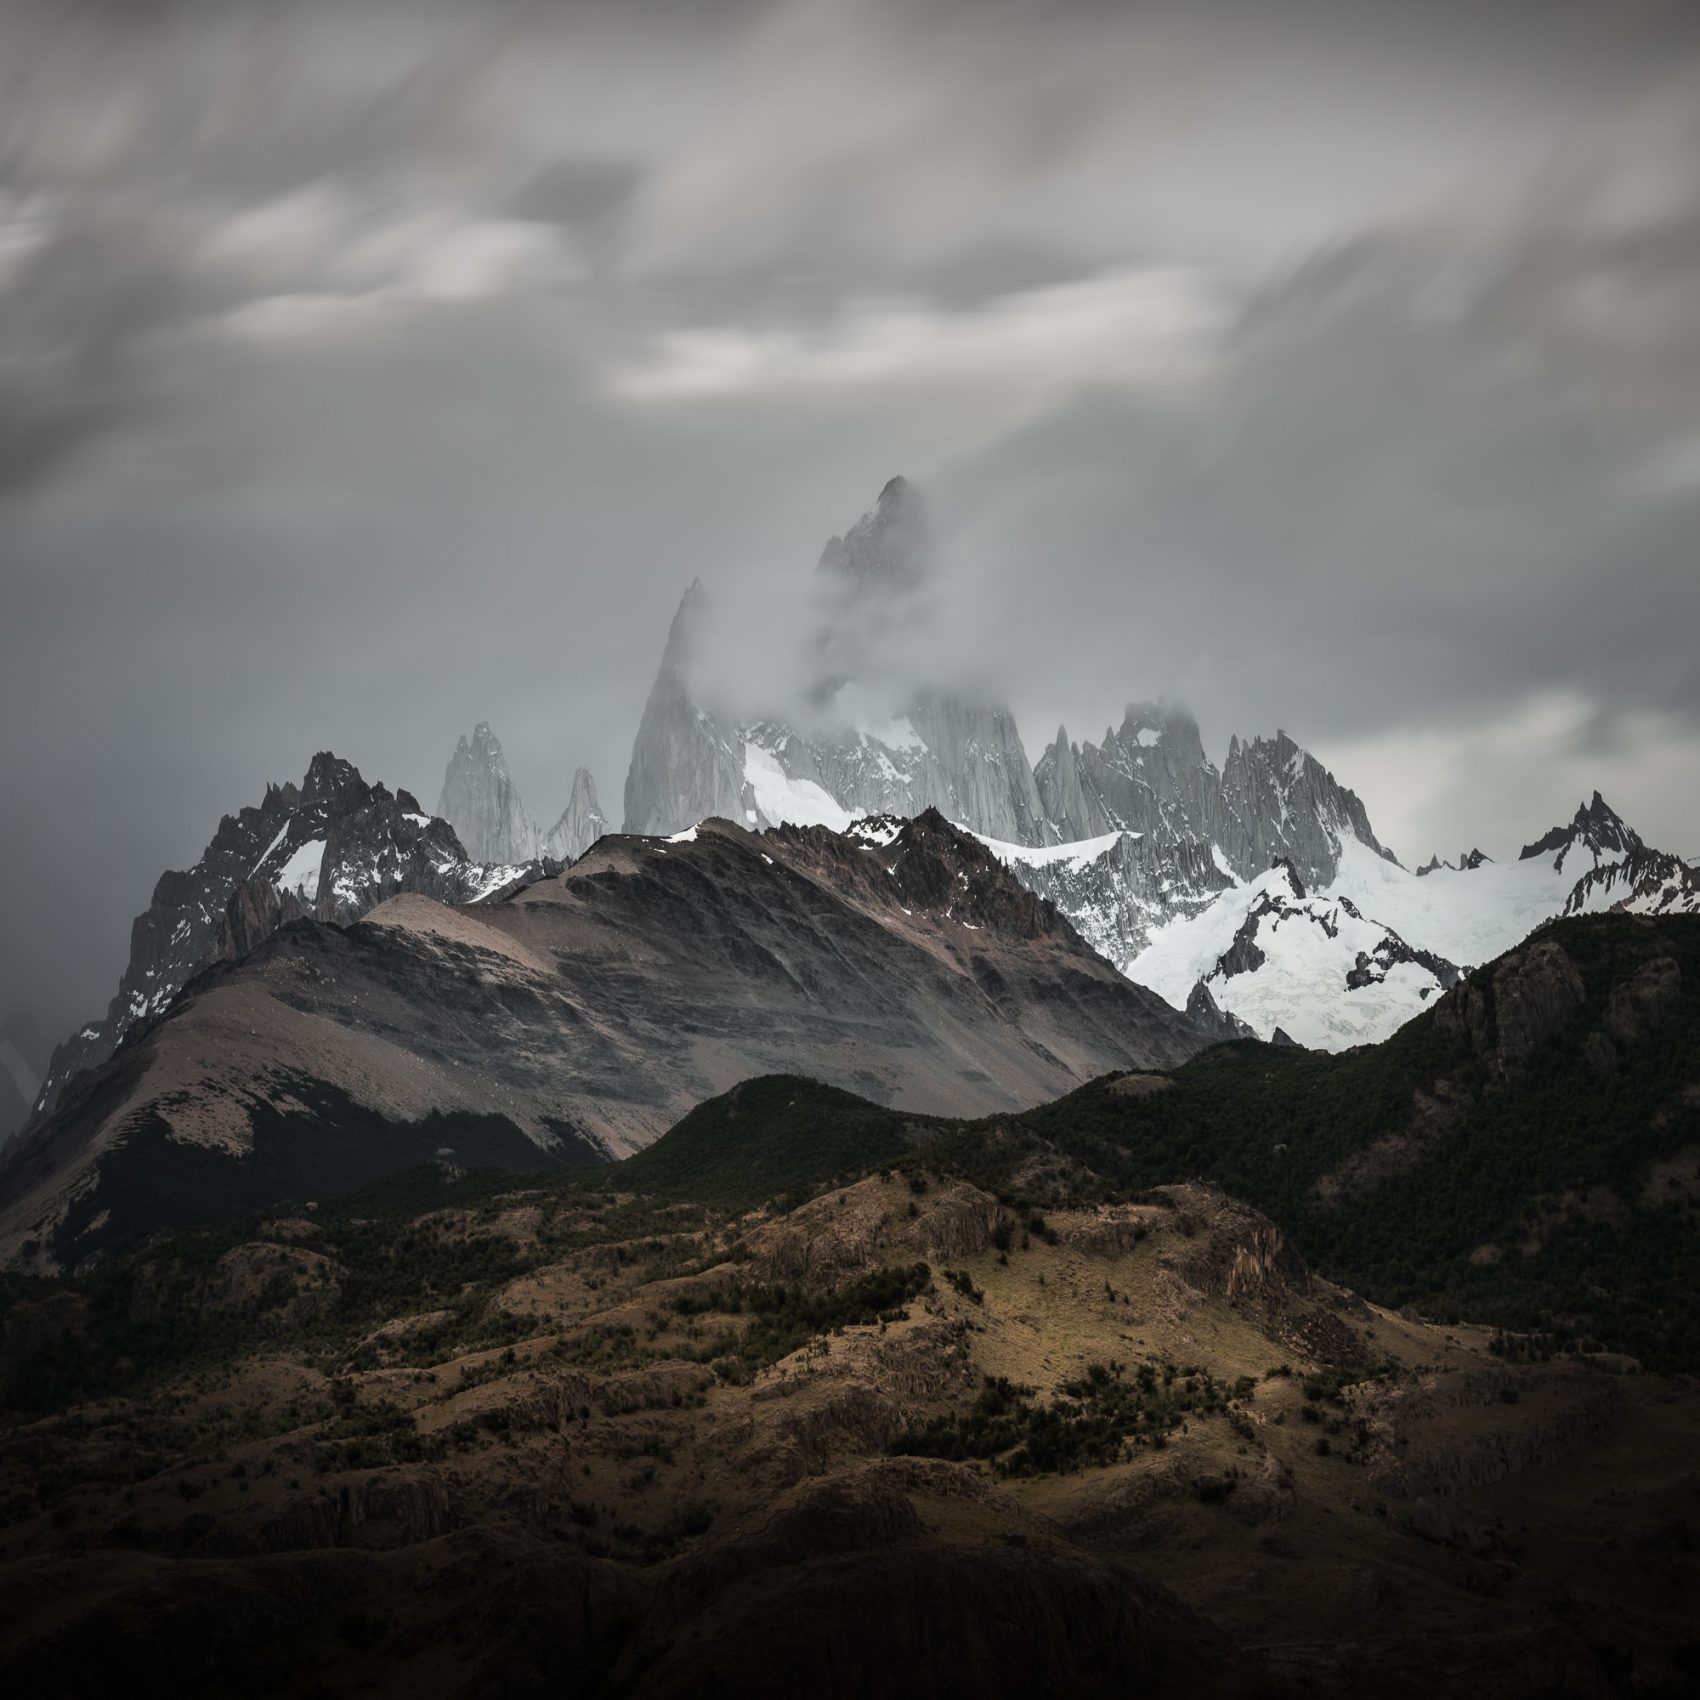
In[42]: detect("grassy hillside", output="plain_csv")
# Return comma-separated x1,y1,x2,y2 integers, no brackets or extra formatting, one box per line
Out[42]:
605,914,1700,1370
4,1152,1696,1695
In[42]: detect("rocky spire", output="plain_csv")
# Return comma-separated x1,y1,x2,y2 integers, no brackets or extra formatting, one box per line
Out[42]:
543,767,609,862
436,722,542,864
1031,702,1393,891
1035,726,1108,841
817,475,928,595
620,483,1061,845
1519,791,1642,870
622,582,749,836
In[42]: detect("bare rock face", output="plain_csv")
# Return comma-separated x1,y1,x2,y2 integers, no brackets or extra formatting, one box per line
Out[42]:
542,766,608,863
1435,935,1589,1075
622,580,749,836
1185,980,1256,1042
217,877,312,963
1039,705,1393,893
436,722,542,864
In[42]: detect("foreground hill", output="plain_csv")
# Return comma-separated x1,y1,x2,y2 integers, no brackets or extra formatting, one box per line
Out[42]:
626,914,1700,1373
0,812,1204,1271
2,1146,1694,1695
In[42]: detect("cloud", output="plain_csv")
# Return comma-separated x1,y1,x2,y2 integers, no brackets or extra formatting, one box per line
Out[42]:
611,267,1228,404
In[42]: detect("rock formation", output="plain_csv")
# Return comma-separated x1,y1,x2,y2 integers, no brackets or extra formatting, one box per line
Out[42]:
436,722,543,864
621,481,1056,846
1519,790,1642,870
30,753,543,1124
1037,704,1393,892
542,766,608,863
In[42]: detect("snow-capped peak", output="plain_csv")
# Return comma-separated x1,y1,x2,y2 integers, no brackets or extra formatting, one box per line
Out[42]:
1518,791,1642,872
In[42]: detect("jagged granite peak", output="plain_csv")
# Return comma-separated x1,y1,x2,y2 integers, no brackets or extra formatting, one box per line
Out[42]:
1185,979,1256,1043
543,766,609,863
1047,700,1394,897
623,581,747,836
622,484,1056,847
817,474,928,595
436,722,543,864
300,750,364,808
1418,847,1492,877
1035,725,1110,841
1022,703,1395,977
1519,791,1643,871
1219,729,1396,888
30,755,546,1126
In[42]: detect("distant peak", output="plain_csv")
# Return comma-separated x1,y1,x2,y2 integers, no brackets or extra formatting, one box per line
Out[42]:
661,578,709,669
301,751,363,802
1519,791,1641,865
818,477,929,593
456,723,509,766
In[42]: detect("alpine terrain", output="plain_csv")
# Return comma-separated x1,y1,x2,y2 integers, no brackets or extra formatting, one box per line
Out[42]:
0,811,1206,1271
28,754,546,1127
616,479,1700,1051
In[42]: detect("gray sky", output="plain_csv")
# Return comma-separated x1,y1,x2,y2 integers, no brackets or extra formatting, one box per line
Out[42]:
4,0,1700,1065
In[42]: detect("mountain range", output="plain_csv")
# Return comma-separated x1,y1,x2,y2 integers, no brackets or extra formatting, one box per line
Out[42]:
0,811,1203,1271
612,478,1700,1049
18,475,1698,1160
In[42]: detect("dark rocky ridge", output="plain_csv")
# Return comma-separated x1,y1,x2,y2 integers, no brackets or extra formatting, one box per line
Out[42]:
29,753,550,1129
0,810,1207,1270
1519,790,1641,869
1563,842,1700,918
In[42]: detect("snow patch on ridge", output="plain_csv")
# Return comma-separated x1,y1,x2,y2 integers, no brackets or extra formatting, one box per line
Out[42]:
272,838,326,901
1322,833,1574,968
743,741,854,833
972,827,1131,873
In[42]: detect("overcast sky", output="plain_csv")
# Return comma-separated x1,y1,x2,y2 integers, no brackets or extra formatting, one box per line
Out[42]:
4,0,1700,1063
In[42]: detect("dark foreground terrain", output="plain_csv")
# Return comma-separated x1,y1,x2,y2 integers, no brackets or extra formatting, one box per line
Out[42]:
0,913,1696,1696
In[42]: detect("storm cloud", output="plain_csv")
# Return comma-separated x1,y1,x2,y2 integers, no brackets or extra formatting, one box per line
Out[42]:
4,0,1700,1079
